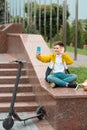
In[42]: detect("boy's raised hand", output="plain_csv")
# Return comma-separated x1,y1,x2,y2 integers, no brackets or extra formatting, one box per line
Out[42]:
36,51,41,58
60,47,64,55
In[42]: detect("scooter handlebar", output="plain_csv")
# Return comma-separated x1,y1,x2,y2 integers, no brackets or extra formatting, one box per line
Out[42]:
10,60,26,64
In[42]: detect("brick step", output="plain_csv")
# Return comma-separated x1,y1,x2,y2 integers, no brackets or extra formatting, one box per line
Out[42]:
0,76,29,84
28,76,39,84
0,62,33,69
24,69,36,76
0,62,38,113
0,63,19,68
0,69,26,76
0,102,38,112
0,92,35,102
0,84,32,93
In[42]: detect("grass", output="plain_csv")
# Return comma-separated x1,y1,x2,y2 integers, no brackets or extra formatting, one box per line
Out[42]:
66,46,87,56
69,67,87,83
66,46,87,83
66,46,87,84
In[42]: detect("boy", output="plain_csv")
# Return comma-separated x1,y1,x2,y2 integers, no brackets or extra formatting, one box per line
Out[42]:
36,41,77,88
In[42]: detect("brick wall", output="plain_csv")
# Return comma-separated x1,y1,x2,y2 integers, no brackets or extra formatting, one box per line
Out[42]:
0,23,23,53
0,32,7,53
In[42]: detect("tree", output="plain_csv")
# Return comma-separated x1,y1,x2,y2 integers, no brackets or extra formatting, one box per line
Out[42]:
77,20,84,48
36,4,70,41
25,2,70,41
71,20,84,48
83,21,87,45
0,0,5,24
66,22,73,45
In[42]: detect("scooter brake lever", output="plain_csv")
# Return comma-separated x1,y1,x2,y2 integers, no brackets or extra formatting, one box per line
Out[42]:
11,60,26,64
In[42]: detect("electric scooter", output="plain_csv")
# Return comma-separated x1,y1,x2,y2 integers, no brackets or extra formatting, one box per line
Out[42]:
3,60,46,130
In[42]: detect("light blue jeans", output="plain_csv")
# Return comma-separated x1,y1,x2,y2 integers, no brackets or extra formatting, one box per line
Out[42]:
47,72,77,87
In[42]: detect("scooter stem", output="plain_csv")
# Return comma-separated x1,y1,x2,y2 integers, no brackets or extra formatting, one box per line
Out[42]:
9,61,23,116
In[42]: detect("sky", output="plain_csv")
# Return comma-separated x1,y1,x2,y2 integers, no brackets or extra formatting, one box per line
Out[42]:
39,0,87,21
44,0,87,21
9,0,87,21
66,0,87,21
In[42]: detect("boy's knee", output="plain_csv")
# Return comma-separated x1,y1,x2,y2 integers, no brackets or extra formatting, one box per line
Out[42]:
73,74,77,80
47,75,52,81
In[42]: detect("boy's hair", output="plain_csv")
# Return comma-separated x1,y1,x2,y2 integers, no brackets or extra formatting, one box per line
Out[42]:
54,41,64,47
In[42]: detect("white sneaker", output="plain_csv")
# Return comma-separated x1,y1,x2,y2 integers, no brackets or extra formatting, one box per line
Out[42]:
50,82,56,88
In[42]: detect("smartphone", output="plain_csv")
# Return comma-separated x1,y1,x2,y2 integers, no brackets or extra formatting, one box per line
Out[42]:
37,46,41,53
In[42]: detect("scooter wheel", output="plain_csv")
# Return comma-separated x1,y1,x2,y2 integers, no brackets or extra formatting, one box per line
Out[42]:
3,116,14,130
36,106,46,120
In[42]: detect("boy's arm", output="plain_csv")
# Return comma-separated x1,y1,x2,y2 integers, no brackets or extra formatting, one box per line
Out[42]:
36,52,51,63
62,53,74,65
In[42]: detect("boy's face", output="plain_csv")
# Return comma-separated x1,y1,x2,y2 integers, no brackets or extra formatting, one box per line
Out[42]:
54,45,64,55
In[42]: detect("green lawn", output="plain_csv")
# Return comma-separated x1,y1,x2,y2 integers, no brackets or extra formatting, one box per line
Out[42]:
69,67,87,83
66,46,87,83
66,46,87,56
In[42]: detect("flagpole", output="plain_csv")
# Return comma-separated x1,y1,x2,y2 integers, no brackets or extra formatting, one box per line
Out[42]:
62,0,67,50
57,0,59,39
50,0,52,48
74,0,78,60
34,0,36,32
44,0,46,40
39,0,41,33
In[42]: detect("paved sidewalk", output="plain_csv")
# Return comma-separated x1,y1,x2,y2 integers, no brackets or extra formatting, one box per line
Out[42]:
68,52,87,67
0,112,54,130
0,113,39,130
0,54,14,62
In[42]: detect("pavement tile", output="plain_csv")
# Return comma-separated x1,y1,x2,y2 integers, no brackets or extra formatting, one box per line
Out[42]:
0,112,39,130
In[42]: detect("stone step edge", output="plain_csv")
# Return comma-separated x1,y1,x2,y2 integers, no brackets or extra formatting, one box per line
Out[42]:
0,102,38,107
0,84,32,87
0,92,35,97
